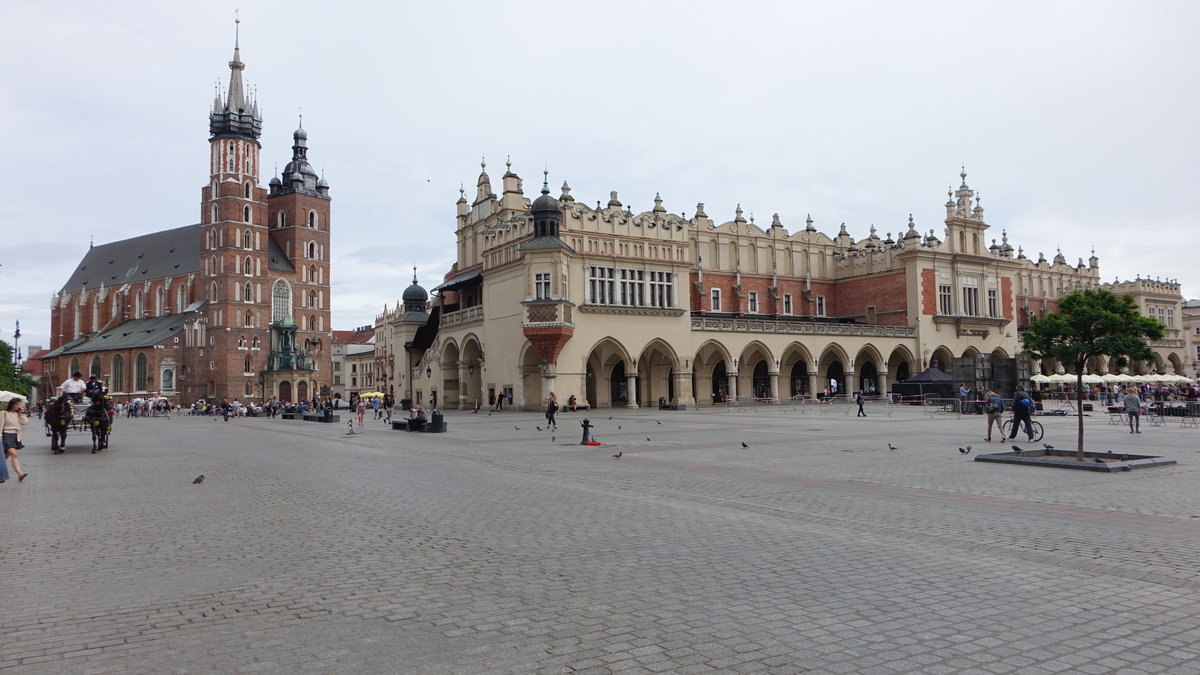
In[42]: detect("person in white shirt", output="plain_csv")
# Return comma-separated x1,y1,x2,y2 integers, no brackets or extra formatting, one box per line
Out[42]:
60,372,88,402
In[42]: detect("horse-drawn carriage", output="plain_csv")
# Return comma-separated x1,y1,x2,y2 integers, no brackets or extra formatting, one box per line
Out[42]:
45,391,114,453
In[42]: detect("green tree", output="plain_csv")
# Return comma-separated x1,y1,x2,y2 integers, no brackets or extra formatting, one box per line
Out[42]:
0,340,36,400
1020,288,1166,460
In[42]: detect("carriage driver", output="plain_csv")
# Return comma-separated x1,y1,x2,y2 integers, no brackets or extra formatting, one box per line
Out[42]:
85,374,105,397
59,372,88,403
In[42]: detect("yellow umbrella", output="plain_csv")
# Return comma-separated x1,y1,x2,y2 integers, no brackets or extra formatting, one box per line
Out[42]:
357,391,386,398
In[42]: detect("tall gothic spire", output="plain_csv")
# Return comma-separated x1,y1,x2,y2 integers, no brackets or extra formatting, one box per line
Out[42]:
209,18,262,141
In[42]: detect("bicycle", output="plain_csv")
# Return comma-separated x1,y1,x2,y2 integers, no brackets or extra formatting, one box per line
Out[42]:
1001,416,1044,442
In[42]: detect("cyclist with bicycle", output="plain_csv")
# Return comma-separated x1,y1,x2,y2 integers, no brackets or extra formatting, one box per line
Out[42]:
1008,387,1037,441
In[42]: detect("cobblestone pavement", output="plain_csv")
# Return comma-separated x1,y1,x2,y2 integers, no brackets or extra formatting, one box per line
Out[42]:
3,405,1199,673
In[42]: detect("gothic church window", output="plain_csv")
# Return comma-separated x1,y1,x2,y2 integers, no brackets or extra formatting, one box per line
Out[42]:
244,205,251,223
308,211,318,228
135,353,148,391
111,355,124,392
271,279,292,323
244,230,252,248
244,282,253,302
244,257,253,276
244,182,252,199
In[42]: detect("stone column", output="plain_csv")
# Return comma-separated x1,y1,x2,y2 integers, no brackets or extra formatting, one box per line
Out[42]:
458,364,469,410
674,369,695,409
726,371,738,402
625,372,639,409
878,369,890,399
807,370,818,398
769,370,781,402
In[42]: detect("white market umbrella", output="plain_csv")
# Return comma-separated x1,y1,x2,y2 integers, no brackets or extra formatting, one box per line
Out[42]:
0,390,26,404
1031,374,1052,383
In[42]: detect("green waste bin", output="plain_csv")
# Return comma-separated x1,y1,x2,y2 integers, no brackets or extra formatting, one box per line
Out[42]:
430,409,446,433
323,407,334,423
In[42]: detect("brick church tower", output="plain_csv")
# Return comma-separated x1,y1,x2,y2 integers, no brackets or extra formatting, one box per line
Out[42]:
199,25,333,403
40,25,333,405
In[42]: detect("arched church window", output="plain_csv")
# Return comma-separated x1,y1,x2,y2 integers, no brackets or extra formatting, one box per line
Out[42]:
244,229,252,248
244,282,253,302
271,279,291,323
244,182,252,199
307,242,316,259
308,210,317,228
244,257,253,276
244,205,251,223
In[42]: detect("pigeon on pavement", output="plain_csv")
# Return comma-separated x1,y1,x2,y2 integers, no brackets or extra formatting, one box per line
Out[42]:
887,443,897,452
959,447,968,454
536,426,542,431
612,451,622,459
193,475,205,484
741,442,749,448
1043,443,1055,450
514,426,520,431
1011,445,1022,454
657,420,662,425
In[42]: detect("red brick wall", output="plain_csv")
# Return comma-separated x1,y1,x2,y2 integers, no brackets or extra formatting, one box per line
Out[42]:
831,271,908,326
920,269,936,315
1001,276,1013,320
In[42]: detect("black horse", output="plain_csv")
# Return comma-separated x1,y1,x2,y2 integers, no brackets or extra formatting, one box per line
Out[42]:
44,394,74,454
83,392,114,453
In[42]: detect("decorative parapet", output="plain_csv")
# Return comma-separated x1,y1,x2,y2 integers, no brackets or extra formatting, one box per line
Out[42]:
441,305,484,328
578,305,686,317
1147,338,1185,349
690,317,916,337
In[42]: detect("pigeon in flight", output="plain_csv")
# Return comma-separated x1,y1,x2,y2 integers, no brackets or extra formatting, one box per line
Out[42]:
1011,445,1022,454
887,443,897,452
612,451,622,459
193,475,205,484
741,441,749,448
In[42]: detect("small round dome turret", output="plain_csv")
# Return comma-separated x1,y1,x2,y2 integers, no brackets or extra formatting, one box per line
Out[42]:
294,127,308,140
269,176,282,186
403,280,428,305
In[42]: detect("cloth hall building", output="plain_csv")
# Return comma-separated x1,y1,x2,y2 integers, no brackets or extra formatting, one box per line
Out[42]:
39,36,333,404
371,163,1187,411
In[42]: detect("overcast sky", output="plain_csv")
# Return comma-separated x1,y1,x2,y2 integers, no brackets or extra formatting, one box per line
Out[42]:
2,1,1197,354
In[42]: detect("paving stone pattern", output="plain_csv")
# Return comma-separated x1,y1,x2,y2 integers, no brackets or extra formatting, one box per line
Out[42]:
3,407,1200,673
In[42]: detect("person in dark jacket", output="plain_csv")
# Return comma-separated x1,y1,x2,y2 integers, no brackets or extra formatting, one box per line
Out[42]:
1008,388,1035,440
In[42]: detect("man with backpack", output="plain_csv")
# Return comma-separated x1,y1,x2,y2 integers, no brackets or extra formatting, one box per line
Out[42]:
984,390,1005,441
1008,388,1036,441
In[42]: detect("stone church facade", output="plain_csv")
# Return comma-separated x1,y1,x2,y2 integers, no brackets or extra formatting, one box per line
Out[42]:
39,35,333,404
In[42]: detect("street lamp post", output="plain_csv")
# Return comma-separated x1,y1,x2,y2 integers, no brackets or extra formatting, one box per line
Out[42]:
11,320,21,389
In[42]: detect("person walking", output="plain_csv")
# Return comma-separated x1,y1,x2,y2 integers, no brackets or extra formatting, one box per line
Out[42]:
855,391,867,417
2,398,30,483
545,392,559,429
959,383,970,414
1008,388,1036,441
356,399,367,427
984,390,1005,441
1123,387,1142,434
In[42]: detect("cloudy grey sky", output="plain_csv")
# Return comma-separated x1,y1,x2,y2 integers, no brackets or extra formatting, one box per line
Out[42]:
2,1,1197,353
